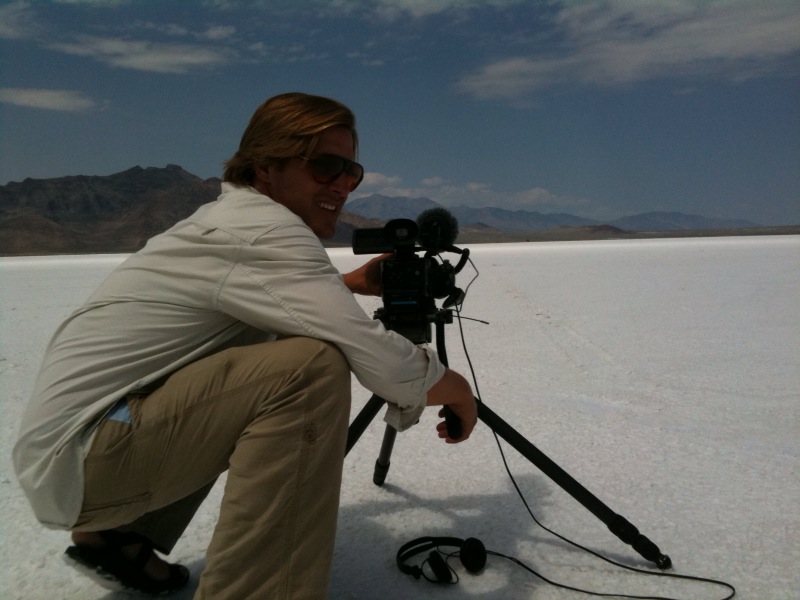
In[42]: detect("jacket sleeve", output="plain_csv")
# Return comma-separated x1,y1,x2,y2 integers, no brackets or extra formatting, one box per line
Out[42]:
214,220,445,430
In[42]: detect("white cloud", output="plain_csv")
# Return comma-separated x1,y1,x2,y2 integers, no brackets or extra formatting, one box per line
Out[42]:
0,1,40,40
199,25,236,41
137,21,190,37
369,0,523,20
1,3,240,74
52,0,129,4
357,172,592,214
458,0,800,100
130,21,236,42
47,35,237,73
362,172,403,188
371,0,470,20
0,88,102,111
346,51,385,67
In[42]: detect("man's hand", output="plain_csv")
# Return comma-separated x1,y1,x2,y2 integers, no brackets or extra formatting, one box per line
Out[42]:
342,253,391,296
426,368,478,443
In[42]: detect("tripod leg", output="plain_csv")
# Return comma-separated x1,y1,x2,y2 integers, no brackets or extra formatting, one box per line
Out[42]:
477,400,672,570
344,394,399,485
373,425,397,486
346,394,386,456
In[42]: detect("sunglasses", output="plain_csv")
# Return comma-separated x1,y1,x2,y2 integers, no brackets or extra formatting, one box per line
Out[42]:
298,154,364,191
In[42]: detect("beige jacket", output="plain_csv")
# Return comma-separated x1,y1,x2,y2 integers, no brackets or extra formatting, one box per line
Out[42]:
13,183,445,529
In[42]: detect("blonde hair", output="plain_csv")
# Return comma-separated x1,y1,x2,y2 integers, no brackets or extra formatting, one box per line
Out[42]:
223,92,358,185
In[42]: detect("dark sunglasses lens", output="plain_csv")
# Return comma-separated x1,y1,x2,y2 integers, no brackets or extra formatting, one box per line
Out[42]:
346,162,364,190
310,156,364,190
310,156,343,179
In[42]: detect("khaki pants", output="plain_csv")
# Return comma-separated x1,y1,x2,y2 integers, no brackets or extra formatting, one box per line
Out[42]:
73,337,352,599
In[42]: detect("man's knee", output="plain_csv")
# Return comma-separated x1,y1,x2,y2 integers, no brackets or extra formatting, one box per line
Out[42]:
284,337,349,378
277,338,351,430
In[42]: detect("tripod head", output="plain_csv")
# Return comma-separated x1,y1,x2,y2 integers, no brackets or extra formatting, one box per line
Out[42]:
352,209,469,344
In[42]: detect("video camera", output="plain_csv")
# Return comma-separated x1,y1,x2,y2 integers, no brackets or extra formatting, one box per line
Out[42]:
352,208,469,344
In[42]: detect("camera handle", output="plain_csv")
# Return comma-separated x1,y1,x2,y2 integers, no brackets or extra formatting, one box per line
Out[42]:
344,309,672,571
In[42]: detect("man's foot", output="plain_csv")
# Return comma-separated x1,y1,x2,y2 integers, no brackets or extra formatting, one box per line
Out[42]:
64,529,189,595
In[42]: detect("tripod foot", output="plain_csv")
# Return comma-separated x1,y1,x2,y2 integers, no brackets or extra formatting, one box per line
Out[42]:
373,458,390,486
372,425,397,486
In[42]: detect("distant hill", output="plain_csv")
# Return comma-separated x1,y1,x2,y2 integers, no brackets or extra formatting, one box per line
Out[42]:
0,166,778,255
347,194,761,233
609,211,758,231
0,165,221,254
347,194,598,231
0,165,374,254
346,195,441,220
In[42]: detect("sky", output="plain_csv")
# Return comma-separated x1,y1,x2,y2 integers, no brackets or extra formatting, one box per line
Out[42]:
1,0,799,225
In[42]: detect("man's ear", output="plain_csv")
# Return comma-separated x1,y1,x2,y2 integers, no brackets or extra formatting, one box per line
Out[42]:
253,165,271,195
254,165,269,184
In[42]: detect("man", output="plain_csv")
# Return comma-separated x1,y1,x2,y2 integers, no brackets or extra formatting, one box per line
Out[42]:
13,92,477,599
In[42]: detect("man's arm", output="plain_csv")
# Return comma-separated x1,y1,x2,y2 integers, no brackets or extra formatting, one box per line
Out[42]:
426,368,478,443
341,253,390,296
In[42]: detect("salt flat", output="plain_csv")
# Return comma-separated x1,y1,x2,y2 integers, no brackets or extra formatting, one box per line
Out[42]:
1,236,798,599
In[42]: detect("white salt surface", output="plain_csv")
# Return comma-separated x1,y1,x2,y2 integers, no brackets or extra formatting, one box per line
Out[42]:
1,237,798,599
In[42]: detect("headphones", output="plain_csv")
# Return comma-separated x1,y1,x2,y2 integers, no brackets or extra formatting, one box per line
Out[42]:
396,536,487,584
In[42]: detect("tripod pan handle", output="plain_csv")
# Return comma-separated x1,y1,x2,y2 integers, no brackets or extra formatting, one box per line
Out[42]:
444,406,462,439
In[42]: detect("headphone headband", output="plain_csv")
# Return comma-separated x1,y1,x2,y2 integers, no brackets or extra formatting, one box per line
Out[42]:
396,536,466,577
396,536,486,580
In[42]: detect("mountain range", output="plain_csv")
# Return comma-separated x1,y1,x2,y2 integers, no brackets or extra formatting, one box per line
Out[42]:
346,194,759,233
0,165,766,255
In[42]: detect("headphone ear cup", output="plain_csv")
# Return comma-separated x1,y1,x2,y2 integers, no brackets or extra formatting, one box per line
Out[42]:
459,537,487,573
427,550,453,583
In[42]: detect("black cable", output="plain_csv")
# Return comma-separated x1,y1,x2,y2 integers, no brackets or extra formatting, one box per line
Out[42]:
451,304,736,600
489,433,735,600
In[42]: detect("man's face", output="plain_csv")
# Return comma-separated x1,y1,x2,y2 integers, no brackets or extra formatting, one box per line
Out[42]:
254,126,356,239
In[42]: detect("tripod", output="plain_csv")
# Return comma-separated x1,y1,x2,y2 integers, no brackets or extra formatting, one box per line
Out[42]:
344,308,673,571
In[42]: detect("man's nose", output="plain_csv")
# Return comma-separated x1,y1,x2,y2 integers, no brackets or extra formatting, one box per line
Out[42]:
328,172,352,197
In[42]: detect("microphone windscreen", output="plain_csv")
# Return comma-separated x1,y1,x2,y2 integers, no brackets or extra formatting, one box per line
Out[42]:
417,208,459,249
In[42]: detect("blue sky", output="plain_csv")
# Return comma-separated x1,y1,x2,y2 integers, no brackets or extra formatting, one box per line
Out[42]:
1,0,798,225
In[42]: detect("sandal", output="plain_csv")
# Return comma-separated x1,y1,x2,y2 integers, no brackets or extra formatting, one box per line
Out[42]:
64,530,189,596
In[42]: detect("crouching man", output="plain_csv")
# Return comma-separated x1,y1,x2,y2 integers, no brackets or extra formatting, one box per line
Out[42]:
13,92,477,599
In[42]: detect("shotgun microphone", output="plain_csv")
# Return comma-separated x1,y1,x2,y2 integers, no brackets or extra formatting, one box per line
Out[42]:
417,208,459,251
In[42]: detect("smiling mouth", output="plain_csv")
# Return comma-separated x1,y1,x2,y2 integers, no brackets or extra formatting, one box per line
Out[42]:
319,202,338,212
